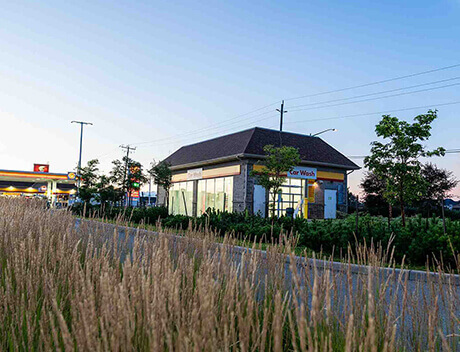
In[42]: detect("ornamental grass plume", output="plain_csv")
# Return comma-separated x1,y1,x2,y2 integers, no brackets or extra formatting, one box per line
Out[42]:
0,198,460,351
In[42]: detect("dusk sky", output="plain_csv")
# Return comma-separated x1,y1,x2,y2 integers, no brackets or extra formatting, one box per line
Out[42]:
1,0,459,196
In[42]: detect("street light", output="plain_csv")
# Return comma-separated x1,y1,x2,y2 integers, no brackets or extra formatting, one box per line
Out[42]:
71,121,93,199
311,128,337,137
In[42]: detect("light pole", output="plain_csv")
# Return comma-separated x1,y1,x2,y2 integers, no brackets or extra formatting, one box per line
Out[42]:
311,128,337,137
71,121,93,199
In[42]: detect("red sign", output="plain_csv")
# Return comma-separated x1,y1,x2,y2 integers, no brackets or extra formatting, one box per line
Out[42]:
129,190,140,198
34,164,49,173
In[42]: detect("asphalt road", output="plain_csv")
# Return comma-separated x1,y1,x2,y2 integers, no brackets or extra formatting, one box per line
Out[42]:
76,219,460,350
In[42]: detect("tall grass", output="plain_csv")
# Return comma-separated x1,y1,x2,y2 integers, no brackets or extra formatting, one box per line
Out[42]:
1,198,460,351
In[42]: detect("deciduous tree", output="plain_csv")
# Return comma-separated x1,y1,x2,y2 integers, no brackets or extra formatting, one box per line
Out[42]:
79,159,100,203
149,160,172,208
250,145,301,218
364,110,445,226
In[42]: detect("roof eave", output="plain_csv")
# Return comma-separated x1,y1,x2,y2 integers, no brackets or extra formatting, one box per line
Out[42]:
168,154,244,171
168,153,361,171
241,153,361,170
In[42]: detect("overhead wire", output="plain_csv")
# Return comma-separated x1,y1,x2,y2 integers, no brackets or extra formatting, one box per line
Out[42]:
130,101,280,146
284,63,460,101
348,149,460,159
284,100,460,125
126,63,460,151
287,76,460,109
139,113,280,148
135,82,460,149
287,83,460,113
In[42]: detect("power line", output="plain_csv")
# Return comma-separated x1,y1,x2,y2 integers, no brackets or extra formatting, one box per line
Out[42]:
130,101,280,146
120,145,136,205
133,81,460,149
138,99,460,150
144,81,460,148
288,76,460,110
93,147,122,161
284,100,460,126
348,149,460,159
127,63,460,149
139,113,280,149
285,63,460,101
287,83,460,113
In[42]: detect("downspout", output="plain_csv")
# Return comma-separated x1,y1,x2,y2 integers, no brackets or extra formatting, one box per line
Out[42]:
346,170,355,212
237,155,248,213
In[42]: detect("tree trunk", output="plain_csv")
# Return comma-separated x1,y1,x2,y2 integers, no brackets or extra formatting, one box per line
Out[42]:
400,202,406,227
165,189,170,210
441,197,446,236
271,192,277,219
355,195,359,235
399,181,406,227
388,203,392,229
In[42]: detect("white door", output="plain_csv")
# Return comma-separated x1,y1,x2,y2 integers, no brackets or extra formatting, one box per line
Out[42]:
324,189,337,219
253,185,266,217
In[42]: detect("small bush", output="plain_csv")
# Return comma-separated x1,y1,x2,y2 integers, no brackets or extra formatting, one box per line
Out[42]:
74,204,460,268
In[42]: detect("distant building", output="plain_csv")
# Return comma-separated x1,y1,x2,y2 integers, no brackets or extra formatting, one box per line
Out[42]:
158,127,359,219
444,198,460,211
0,167,76,207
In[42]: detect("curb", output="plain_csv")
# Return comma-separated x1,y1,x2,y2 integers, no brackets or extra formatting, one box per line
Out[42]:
80,219,460,287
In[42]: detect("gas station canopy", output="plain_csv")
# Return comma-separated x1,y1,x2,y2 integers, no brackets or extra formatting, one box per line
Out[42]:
0,169,77,204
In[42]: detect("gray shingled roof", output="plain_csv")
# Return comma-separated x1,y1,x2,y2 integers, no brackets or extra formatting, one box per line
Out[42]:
164,127,360,170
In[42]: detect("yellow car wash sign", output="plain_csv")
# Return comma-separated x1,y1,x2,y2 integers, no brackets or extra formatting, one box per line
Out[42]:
287,167,317,179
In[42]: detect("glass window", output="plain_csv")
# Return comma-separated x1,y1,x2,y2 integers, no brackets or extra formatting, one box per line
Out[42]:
196,177,233,215
169,181,193,216
215,178,225,212
197,180,206,216
269,177,306,217
224,177,233,212
206,179,215,210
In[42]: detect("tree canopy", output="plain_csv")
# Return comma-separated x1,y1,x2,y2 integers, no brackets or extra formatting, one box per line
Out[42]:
148,160,172,207
250,145,301,218
364,110,445,226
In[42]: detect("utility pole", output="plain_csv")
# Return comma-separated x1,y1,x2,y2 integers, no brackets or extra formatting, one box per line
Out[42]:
277,100,287,132
120,145,136,206
276,100,287,146
148,176,152,206
71,121,93,199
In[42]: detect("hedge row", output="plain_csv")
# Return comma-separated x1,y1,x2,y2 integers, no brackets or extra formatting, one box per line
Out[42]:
73,204,460,267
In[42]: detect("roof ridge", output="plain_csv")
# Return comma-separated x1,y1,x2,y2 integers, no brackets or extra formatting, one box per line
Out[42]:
253,126,318,139
242,127,258,154
178,127,256,149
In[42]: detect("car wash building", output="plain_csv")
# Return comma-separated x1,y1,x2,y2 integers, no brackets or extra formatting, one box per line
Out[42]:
158,127,360,219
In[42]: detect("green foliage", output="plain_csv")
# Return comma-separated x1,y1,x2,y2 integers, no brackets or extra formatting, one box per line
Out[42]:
361,164,458,218
162,210,460,267
422,163,458,202
78,159,124,205
109,157,147,205
250,145,301,218
78,159,100,203
74,203,460,268
72,204,169,224
148,160,172,207
364,110,445,226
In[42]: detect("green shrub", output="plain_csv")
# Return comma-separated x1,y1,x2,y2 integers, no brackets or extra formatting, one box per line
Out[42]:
74,204,460,268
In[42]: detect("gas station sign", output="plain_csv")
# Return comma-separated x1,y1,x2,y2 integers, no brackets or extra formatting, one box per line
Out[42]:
34,164,49,173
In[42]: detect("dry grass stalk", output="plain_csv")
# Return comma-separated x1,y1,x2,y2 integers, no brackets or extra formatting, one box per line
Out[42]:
0,198,459,351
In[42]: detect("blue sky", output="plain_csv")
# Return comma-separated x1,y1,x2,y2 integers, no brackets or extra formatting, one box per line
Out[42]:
1,0,459,196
